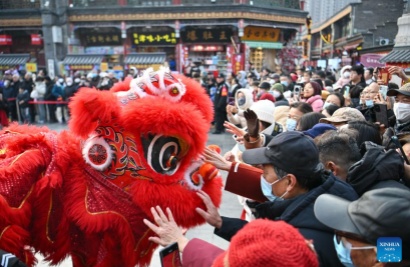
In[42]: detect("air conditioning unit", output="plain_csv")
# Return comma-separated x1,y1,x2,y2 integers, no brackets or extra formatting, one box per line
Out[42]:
379,39,389,45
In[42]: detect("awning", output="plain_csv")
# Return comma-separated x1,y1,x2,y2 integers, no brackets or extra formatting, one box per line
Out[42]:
125,53,166,65
380,49,410,63
0,54,30,66
62,54,104,65
243,41,283,49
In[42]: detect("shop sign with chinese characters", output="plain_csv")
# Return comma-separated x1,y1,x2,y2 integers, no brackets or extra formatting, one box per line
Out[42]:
132,31,177,45
69,65,94,70
242,26,280,42
0,35,12,45
83,33,122,46
181,28,232,43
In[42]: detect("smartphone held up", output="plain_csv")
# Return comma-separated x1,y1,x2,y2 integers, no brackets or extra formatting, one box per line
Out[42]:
160,242,182,267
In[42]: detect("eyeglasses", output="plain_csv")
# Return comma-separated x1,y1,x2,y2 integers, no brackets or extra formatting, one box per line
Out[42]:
336,232,377,251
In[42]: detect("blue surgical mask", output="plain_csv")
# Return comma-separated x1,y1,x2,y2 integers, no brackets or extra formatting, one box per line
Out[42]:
365,99,374,108
286,118,297,131
333,235,355,267
281,81,289,87
260,175,277,201
237,97,246,106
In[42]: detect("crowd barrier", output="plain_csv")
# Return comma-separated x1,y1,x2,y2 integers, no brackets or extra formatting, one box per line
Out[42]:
7,98,69,123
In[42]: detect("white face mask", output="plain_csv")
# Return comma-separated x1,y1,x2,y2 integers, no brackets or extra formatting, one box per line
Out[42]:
272,91,281,98
66,81,73,86
394,102,410,122
344,72,351,78
286,118,297,131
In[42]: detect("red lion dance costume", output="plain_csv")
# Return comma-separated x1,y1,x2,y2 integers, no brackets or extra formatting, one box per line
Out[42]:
0,68,223,266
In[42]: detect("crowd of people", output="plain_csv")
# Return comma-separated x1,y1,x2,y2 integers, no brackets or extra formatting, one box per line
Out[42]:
0,68,128,128
144,64,410,267
1,62,410,266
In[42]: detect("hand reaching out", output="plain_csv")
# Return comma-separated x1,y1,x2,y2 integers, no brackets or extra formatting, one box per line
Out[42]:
204,147,232,171
195,190,223,229
224,121,246,137
143,206,189,251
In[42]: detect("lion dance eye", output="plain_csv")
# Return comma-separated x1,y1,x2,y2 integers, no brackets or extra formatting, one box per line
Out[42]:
169,87,179,97
142,134,182,175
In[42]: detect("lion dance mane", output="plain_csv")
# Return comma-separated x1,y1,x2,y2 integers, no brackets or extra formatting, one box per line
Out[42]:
0,68,223,266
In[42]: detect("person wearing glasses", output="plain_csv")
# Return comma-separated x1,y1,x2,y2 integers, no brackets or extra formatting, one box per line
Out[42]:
315,187,410,267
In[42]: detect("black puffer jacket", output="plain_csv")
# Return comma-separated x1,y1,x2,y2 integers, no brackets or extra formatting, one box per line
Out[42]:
215,174,358,267
347,141,408,195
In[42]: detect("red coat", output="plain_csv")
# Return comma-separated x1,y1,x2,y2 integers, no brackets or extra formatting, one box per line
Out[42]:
182,238,224,267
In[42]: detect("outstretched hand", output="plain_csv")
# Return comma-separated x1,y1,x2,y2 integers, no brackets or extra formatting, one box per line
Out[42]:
143,206,189,251
195,190,223,229
224,121,246,138
204,147,232,171
244,109,259,138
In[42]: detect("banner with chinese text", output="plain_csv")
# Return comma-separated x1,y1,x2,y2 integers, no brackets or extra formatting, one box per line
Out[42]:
181,28,233,43
132,31,177,45
242,26,280,42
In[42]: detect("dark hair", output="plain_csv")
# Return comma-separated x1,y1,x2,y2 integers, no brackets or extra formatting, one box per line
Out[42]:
44,76,52,82
252,81,260,87
347,120,382,146
273,165,326,191
323,104,340,116
305,81,322,96
297,112,326,131
350,85,364,99
317,129,362,177
35,76,44,82
351,65,364,76
324,78,333,87
317,70,326,79
290,102,313,114
328,92,345,107
262,67,271,73
326,75,336,84
304,71,312,77
312,79,324,90
366,67,374,76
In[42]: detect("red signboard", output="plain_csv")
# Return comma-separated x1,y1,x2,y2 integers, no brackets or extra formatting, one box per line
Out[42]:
31,34,42,45
360,53,386,68
0,35,12,46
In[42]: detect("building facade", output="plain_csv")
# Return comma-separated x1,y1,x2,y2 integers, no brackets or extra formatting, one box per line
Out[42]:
303,0,403,69
0,0,307,77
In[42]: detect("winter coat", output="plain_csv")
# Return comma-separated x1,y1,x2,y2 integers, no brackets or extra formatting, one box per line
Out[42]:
302,94,323,112
347,141,409,195
214,174,358,267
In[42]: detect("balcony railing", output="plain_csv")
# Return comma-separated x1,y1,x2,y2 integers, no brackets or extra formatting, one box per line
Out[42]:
69,0,300,8
0,0,300,10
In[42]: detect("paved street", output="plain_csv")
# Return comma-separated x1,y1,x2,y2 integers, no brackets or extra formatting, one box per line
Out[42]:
34,123,240,267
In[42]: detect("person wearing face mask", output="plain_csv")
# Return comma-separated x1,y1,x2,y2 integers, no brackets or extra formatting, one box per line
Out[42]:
202,131,358,267
387,83,410,135
315,188,410,267
271,83,289,107
226,89,254,128
51,77,67,123
335,66,352,89
325,92,345,107
286,102,313,131
256,82,275,102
